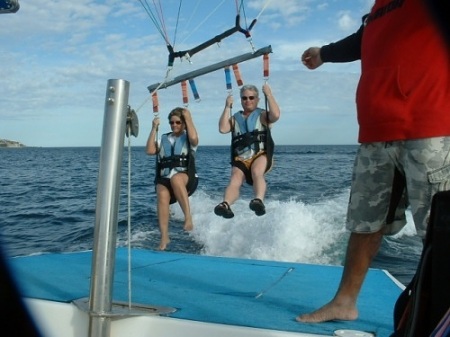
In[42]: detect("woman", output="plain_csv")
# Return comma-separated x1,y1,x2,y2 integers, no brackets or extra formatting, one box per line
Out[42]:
146,107,199,250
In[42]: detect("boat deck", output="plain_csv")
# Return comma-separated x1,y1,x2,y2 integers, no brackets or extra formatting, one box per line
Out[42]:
9,248,402,336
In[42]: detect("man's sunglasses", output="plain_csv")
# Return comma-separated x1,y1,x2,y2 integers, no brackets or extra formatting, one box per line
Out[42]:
241,96,255,101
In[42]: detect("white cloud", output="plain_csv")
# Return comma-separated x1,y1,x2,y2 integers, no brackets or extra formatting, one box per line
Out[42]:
337,11,358,32
247,0,313,26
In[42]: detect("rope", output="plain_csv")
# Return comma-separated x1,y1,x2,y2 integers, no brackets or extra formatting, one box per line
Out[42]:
238,0,248,28
155,0,170,44
137,0,170,45
263,53,270,120
179,0,228,45
172,0,183,48
237,0,258,51
255,0,272,21
135,66,173,114
255,267,294,299
183,0,202,33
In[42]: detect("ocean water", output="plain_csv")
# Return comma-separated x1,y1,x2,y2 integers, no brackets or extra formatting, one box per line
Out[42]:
0,145,421,285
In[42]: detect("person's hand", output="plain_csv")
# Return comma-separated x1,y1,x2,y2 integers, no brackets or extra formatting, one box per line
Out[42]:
181,108,192,121
262,83,272,97
301,47,323,70
152,117,160,129
225,94,234,108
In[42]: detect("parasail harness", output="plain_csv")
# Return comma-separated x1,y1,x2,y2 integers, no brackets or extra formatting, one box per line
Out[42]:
154,129,198,205
229,102,274,186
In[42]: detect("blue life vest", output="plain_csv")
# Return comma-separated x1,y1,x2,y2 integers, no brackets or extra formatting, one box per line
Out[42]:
158,132,190,178
231,108,268,157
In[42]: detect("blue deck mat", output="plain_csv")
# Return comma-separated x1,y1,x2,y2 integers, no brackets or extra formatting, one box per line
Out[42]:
9,248,402,336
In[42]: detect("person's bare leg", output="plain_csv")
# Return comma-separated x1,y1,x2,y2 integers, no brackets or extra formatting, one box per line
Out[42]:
156,185,171,250
171,173,193,231
251,155,267,200
223,167,245,205
296,230,383,322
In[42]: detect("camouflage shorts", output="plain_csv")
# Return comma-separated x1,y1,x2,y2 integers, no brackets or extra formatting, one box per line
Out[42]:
347,137,450,238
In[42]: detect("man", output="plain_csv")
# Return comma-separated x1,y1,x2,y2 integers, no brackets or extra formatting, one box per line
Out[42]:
297,0,450,323
214,83,280,218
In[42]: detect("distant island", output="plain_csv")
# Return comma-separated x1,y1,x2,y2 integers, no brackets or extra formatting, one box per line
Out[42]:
0,139,26,148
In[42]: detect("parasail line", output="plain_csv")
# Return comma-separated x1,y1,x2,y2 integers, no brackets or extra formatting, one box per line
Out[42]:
180,0,227,45
255,0,272,21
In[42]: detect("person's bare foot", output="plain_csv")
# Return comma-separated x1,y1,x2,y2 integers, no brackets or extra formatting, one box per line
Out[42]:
183,217,193,231
296,301,358,323
158,238,170,251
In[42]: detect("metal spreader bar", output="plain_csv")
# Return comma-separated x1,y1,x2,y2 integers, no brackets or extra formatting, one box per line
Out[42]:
147,45,272,93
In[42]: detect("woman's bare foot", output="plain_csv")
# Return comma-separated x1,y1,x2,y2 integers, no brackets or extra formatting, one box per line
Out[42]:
158,238,170,251
183,217,193,231
296,301,358,323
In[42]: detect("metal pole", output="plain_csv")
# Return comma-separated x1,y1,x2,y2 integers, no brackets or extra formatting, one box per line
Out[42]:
88,79,130,337
147,45,272,93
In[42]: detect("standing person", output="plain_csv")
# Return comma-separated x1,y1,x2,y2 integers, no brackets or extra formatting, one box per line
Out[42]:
214,83,280,218
296,0,450,323
146,107,199,251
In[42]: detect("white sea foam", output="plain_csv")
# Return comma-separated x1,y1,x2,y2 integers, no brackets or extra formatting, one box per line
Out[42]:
168,189,351,266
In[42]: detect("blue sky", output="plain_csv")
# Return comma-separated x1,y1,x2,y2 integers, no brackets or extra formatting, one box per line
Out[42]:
0,0,374,147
